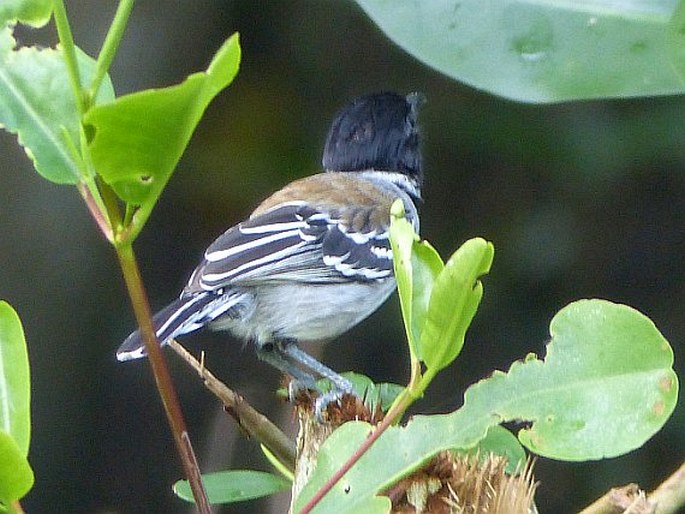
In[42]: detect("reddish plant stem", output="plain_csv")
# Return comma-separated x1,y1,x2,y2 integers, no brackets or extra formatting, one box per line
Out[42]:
77,183,113,242
298,390,414,514
116,243,211,513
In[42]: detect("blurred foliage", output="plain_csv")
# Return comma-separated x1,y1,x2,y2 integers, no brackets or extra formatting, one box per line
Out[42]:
357,0,685,102
1,1,684,513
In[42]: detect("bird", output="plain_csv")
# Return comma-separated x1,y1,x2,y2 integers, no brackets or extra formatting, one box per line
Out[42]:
117,91,424,396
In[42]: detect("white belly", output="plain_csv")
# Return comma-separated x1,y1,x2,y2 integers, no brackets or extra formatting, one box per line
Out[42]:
209,279,396,345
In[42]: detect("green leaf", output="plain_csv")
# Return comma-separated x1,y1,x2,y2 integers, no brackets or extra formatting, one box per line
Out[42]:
459,299,678,461
0,302,30,457
343,373,405,413
375,382,406,413
85,33,241,207
0,0,52,27
312,372,405,413
389,204,444,361
0,431,34,505
489,299,679,460
0,26,115,184
173,470,290,505
667,1,685,83
389,202,421,357
419,238,494,372
454,425,526,475
294,300,677,512
408,241,443,358
356,0,685,103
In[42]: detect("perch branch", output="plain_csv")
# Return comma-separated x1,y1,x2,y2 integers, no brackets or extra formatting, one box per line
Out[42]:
576,484,654,514
169,339,297,471
649,460,685,514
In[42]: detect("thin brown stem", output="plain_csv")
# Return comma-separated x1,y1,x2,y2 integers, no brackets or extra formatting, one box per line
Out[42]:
577,484,654,514
649,460,685,514
115,243,210,513
169,339,297,469
575,460,685,514
77,183,113,241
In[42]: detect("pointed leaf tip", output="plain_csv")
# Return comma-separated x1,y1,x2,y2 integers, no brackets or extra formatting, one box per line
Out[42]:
86,33,241,208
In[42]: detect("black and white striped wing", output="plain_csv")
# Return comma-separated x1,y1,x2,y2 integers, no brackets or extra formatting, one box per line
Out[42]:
186,202,394,292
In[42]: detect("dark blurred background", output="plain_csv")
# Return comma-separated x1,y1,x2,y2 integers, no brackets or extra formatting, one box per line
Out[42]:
2,1,684,512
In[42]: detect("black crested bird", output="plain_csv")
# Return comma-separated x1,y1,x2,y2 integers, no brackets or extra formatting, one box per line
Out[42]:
117,91,424,395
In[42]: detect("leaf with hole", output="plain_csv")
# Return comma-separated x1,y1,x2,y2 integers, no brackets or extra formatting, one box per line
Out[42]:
85,33,241,208
0,26,114,184
294,300,677,513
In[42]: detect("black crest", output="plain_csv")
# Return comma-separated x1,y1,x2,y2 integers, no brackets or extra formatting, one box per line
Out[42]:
322,92,424,185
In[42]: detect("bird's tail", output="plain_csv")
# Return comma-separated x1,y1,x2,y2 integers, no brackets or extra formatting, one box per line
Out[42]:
116,292,232,362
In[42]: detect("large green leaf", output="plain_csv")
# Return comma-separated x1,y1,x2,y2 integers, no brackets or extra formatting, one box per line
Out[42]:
173,470,290,505
455,425,526,475
0,26,114,184
487,299,679,459
294,300,677,513
667,1,685,83
356,0,685,103
0,302,30,457
84,33,241,207
0,0,52,27
0,431,33,506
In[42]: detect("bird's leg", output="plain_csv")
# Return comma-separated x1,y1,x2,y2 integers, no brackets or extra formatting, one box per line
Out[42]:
257,339,356,417
279,341,354,394
278,341,357,418
255,340,318,396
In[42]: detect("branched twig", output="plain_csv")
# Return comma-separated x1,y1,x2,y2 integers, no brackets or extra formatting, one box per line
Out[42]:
169,340,297,470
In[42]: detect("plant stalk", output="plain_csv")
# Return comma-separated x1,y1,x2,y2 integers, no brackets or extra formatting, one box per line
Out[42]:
649,460,685,514
53,0,86,116
89,0,135,103
52,1,209,510
169,339,297,470
115,243,211,513
77,183,113,241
